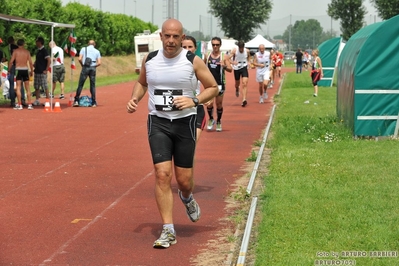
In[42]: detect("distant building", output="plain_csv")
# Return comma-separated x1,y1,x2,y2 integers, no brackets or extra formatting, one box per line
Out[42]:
273,39,287,51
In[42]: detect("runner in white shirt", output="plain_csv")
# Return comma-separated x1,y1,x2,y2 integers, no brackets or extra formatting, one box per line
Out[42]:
252,44,271,103
126,19,218,249
230,41,250,107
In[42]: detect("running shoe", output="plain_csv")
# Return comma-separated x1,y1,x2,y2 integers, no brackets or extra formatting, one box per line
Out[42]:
153,227,177,248
207,119,215,130
59,94,65,99
259,96,264,104
13,104,23,110
216,122,222,132
73,101,79,107
313,93,318,97
241,100,247,107
263,92,268,99
178,190,201,222
33,100,41,106
235,88,239,97
28,104,34,110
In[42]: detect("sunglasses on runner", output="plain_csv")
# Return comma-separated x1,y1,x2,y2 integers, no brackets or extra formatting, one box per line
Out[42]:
212,43,220,47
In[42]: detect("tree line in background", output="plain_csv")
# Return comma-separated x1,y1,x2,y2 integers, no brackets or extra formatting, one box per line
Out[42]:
0,0,157,56
0,0,397,55
209,0,399,49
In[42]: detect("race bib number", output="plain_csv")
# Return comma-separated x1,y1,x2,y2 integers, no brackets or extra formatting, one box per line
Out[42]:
154,89,183,111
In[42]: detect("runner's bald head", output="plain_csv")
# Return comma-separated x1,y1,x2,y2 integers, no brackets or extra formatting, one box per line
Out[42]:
162,19,183,35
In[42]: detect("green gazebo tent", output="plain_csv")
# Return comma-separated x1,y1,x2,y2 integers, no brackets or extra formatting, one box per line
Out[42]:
337,14,399,136
318,37,344,87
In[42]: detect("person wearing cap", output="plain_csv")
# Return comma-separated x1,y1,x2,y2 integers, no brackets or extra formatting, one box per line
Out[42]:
33,36,51,105
73,40,101,107
2,36,26,107
49,41,65,99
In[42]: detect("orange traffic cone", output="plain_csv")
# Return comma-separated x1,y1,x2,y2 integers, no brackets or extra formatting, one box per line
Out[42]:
43,99,51,112
67,94,74,107
53,101,62,112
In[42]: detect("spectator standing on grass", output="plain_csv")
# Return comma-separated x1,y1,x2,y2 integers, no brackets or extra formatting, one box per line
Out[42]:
294,48,303,74
9,39,34,110
2,36,26,107
311,49,323,97
49,41,66,99
126,19,218,248
33,36,51,106
73,40,101,107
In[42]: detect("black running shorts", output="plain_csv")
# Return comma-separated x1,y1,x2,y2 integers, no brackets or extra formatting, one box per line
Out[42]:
147,114,196,168
16,69,29,81
196,105,206,130
233,67,249,81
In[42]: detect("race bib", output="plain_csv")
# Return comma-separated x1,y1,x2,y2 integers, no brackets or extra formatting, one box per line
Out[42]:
154,89,183,111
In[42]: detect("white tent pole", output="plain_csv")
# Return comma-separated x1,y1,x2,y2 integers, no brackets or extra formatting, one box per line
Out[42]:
50,25,54,111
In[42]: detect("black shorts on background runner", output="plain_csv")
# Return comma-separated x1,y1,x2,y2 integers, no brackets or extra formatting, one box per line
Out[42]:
196,105,206,130
233,67,249,80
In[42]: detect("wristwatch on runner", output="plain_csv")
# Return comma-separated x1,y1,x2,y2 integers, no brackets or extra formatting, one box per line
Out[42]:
192,97,199,107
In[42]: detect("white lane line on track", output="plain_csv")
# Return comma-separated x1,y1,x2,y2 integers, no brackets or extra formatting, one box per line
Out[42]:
40,170,154,265
0,132,133,199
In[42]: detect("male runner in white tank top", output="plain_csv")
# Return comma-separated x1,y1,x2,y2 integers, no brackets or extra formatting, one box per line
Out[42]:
230,41,250,107
253,44,271,103
126,19,218,249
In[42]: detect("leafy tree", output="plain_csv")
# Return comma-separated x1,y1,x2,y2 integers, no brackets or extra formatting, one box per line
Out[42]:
273,35,283,40
327,0,366,41
209,0,272,41
370,0,399,20
0,0,6,38
0,0,158,56
282,19,324,50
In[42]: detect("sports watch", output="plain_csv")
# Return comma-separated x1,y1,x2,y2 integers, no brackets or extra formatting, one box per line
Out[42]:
192,97,199,107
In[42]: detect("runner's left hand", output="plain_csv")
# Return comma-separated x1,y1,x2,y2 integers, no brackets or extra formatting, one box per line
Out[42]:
173,96,195,109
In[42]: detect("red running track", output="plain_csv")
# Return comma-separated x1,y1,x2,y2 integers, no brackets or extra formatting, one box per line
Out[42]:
0,67,289,265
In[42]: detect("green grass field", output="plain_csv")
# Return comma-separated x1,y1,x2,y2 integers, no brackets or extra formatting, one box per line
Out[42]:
254,72,399,265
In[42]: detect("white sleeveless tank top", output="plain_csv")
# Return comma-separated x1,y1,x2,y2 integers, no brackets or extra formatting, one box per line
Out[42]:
232,47,248,70
255,51,270,75
146,49,197,120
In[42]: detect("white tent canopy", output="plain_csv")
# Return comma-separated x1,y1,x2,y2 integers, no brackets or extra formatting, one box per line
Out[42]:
0,13,75,28
245,34,275,49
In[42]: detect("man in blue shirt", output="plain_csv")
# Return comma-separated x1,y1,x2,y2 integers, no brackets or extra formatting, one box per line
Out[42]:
73,40,102,107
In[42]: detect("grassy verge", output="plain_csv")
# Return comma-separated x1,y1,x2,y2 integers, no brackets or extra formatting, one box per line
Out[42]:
254,72,399,265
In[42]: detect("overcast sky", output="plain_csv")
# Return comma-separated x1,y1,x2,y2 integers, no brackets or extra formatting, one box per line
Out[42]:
61,0,381,37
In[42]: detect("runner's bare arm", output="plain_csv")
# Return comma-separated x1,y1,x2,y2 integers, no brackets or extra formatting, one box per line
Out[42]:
253,54,261,67
168,56,218,110
28,55,33,74
127,56,148,113
193,56,218,104
223,54,232,73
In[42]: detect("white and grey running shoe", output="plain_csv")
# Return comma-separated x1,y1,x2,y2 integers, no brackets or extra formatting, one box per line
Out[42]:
153,227,177,248
178,190,201,222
